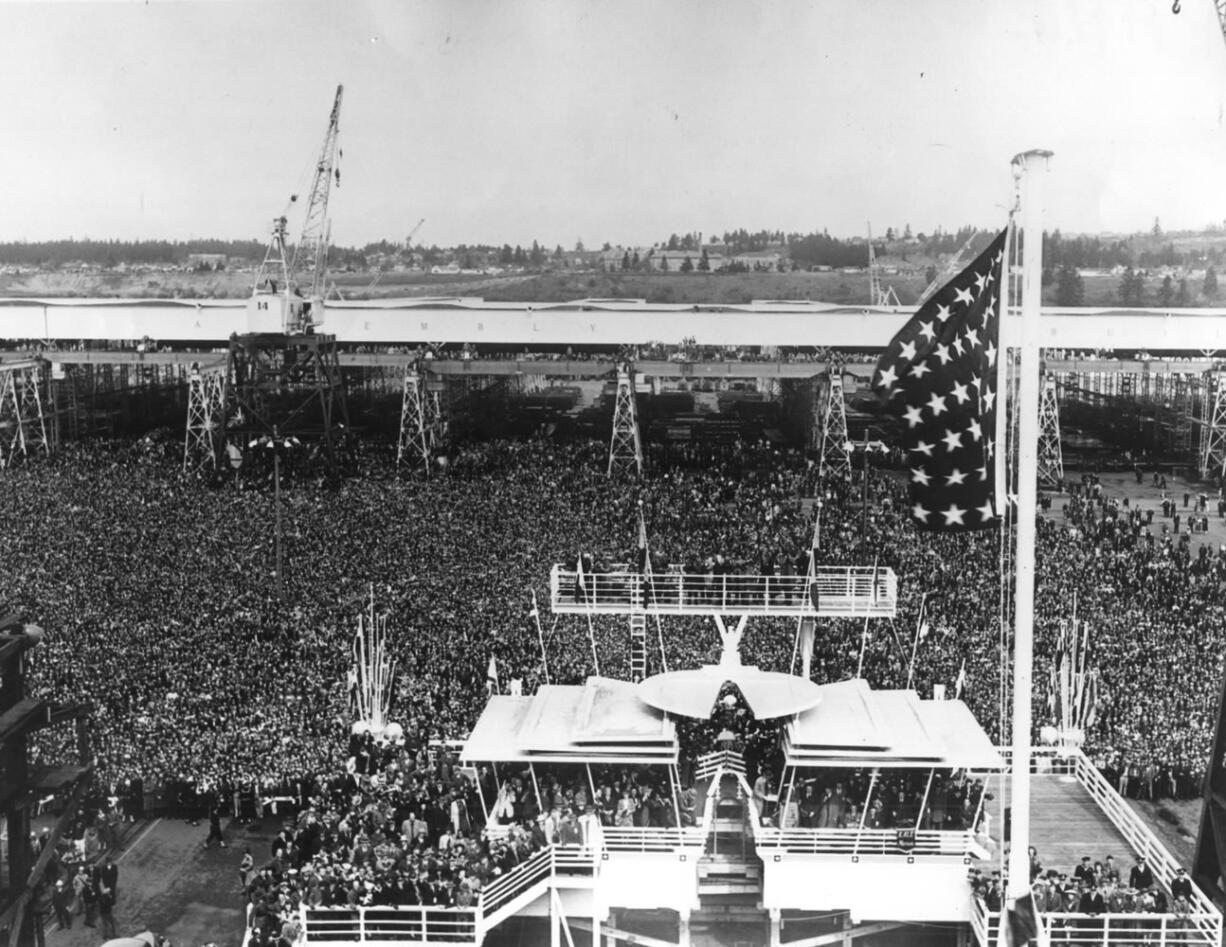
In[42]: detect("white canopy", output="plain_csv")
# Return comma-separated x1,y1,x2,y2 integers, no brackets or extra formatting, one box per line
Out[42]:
783,678,1003,770
460,677,677,765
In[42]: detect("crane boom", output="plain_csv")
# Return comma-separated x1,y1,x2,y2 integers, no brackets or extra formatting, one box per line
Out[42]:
291,84,344,306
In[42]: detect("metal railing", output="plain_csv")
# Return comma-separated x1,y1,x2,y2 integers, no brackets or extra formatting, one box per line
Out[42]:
696,749,745,781
755,825,978,857
549,565,897,617
301,905,479,945
971,895,1219,947
601,825,707,852
299,846,599,946
974,746,1224,947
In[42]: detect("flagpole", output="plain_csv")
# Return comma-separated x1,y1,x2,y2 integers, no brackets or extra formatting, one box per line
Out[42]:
1006,148,1052,917
905,591,927,690
531,589,551,685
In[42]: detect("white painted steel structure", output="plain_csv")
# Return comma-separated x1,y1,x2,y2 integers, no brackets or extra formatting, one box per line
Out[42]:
549,565,898,618
2,297,1226,349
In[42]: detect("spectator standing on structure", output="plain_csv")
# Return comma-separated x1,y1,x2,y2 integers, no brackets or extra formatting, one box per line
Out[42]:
204,800,226,848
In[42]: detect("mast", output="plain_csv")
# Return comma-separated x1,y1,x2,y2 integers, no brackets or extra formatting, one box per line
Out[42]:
1005,148,1052,914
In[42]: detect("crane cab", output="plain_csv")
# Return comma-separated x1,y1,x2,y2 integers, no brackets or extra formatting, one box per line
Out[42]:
247,286,324,335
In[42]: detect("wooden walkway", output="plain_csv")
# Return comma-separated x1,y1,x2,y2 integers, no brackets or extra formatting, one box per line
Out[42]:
978,770,1138,876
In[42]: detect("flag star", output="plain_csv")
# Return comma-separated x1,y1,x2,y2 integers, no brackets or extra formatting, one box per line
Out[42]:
950,381,970,405
911,440,934,457
985,437,995,459
899,340,917,361
984,340,997,366
903,404,924,428
909,361,932,379
983,300,996,320
970,373,982,389
964,327,980,349
912,503,931,523
918,320,935,342
910,466,931,486
934,343,951,365
951,336,965,356
976,463,990,481
942,505,967,526
977,500,996,521
942,428,963,452
927,392,948,417
935,304,951,323
982,387,996,412
974,272,988,293
954,286,974,306
945,467,967,486
877,364,898,390
967,418,983,441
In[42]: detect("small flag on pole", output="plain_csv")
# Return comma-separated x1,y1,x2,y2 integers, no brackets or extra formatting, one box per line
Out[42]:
872,230,1008,531
955,659,967,699
919,620,931,640
486,655,499,695
1003,891,1047,947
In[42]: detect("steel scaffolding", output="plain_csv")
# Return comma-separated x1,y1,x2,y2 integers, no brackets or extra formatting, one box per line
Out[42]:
1037,374,1065,488
397,363,445,473
607,363,643,477
817,368,851,481
0,360,51,469
182,363,227,476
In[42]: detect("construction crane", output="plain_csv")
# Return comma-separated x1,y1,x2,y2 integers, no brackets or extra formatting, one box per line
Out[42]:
251,84,344,334
369,217,426,293
866,223,900,307
915,232,977,306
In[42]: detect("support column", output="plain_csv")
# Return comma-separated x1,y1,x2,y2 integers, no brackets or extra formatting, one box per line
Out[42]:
678,908,691,947
769,907,782,947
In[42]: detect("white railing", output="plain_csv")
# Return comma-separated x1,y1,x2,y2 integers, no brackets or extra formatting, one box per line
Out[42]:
972,896,1219,947
299,845,599,946
755,825,977,857
301,905,479,945
601,825,706,852
549,565,898,618
696,749,745,781
980,746,1223,947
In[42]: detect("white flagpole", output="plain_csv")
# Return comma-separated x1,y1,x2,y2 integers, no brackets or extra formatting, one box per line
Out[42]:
1006,148,1052,918
905,591,927,690
531,589,551,685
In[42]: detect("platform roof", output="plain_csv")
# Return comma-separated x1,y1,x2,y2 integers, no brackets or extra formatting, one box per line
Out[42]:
460,677,677,766
783,679,1002,770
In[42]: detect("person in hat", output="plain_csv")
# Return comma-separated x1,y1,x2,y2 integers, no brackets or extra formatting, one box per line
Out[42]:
51,879,72,930
1171,865,1194,901
1074,855,1096,887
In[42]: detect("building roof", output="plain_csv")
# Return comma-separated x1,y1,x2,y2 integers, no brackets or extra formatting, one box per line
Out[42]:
782,678,1002,770
460,677,677,765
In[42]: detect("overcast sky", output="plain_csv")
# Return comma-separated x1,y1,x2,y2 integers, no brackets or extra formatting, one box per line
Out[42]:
4,0,1225,248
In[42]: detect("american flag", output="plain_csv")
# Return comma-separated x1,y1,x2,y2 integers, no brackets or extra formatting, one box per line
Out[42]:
872,229,1007,531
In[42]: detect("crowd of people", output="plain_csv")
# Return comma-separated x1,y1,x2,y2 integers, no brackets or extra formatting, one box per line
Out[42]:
3,429,1224,928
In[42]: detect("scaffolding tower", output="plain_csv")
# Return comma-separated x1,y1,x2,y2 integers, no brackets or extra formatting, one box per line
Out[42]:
0,360,51,469
1201,370,1226,481
223,332,350,478
816,368,851,482
1036,374,1065,488
397,362,445,473
182,362,227,477
607,362,643,477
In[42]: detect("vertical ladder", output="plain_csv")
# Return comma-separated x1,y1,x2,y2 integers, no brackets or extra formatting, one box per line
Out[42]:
629,573,647,682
